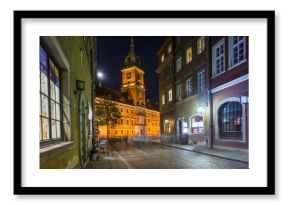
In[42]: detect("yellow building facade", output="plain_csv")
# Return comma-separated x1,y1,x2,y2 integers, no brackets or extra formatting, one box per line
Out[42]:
95,37,160,139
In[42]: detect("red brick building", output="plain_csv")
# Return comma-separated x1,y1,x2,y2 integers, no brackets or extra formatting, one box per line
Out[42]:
210,36,249,150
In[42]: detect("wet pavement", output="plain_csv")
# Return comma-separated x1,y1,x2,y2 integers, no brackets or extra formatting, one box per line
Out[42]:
85,141,248,169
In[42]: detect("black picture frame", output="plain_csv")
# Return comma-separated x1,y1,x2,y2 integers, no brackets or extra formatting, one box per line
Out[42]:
14,10,275,195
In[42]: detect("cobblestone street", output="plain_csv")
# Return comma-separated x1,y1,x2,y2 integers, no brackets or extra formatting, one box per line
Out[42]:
85,141,248,169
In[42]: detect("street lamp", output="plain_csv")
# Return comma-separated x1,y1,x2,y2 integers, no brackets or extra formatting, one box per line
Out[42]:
197,106,204,113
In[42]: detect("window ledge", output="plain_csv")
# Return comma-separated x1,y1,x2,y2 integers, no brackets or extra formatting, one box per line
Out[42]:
40,141,75,164
228,59,247,70
211,71,226,79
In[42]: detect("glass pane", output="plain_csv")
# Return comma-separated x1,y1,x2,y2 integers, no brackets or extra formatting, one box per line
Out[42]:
51,101,56,119
56,121,61,139
40,47,48,75
56,103,61,120
51,120,57,139
233,36,238,44
55,84,60,103
39,117,42,140
50,80,55,100
49,59,60,87
41,94,49,117
41,118,50,140
40,71,48,95
216,47,219,57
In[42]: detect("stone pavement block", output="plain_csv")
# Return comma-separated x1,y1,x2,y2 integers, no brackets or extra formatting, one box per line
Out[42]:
84,142,248,169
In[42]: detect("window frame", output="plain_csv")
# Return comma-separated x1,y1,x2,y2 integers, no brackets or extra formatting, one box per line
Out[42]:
229,36,246,67
162,94,165,105
186,78,193,97
168,89,172,102
161,53,165,63
176,56,182,73
212,38,225,77
40,46,63,146
218,101,243,140
176,83,182,101
191,115,204,134
197,70,206,93
197,36,205,55
167,43,172,54
186,47,192,64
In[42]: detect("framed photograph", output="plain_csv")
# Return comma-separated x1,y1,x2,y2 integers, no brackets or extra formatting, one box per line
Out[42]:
14,10,275,195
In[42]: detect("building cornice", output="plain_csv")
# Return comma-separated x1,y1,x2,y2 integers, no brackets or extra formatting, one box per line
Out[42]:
211,74,249,94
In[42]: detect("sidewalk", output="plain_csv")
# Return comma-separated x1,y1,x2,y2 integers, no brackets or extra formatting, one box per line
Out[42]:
150,140,248,163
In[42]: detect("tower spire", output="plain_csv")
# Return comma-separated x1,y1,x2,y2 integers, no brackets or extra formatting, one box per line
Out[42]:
124,36,140,66
130,36,134,50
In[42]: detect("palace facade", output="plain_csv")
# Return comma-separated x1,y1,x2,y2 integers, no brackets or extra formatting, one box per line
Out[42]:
95,37,160,139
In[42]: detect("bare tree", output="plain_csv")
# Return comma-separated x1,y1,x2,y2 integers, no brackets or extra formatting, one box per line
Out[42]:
94,95,121,140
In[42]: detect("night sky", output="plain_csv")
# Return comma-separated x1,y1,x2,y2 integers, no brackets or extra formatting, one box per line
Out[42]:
97,36,167,103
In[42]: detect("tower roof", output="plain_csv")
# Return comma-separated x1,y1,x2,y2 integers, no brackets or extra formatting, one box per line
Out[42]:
124,36,140,66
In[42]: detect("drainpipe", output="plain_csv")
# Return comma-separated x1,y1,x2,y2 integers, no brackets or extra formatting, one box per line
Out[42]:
172,37,177,142
208,37,214,149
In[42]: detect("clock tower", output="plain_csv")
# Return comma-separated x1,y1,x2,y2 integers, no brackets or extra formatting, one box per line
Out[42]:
121,37,146,106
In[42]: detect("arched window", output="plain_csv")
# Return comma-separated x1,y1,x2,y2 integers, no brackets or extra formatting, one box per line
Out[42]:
218,101,242,140
191,115,204,134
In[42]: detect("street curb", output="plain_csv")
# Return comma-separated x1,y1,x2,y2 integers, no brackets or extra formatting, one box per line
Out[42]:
150,141,249,164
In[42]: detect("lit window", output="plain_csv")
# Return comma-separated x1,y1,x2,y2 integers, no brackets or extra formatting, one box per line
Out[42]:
40,47,62,142
186,78,193,97
162,94,165,105
231,36,246,66
198,70,205,93
186,47,192,64
212,39,225,76
168,44,172,53
127,73,131,79
176,57,182,72
168,89,172,102
197,36,205,55
191,115,204,134
126,119,129,125
161,54,165,62
176,84,182,101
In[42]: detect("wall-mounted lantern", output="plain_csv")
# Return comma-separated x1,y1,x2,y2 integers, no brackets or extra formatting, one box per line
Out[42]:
76,80,85,91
